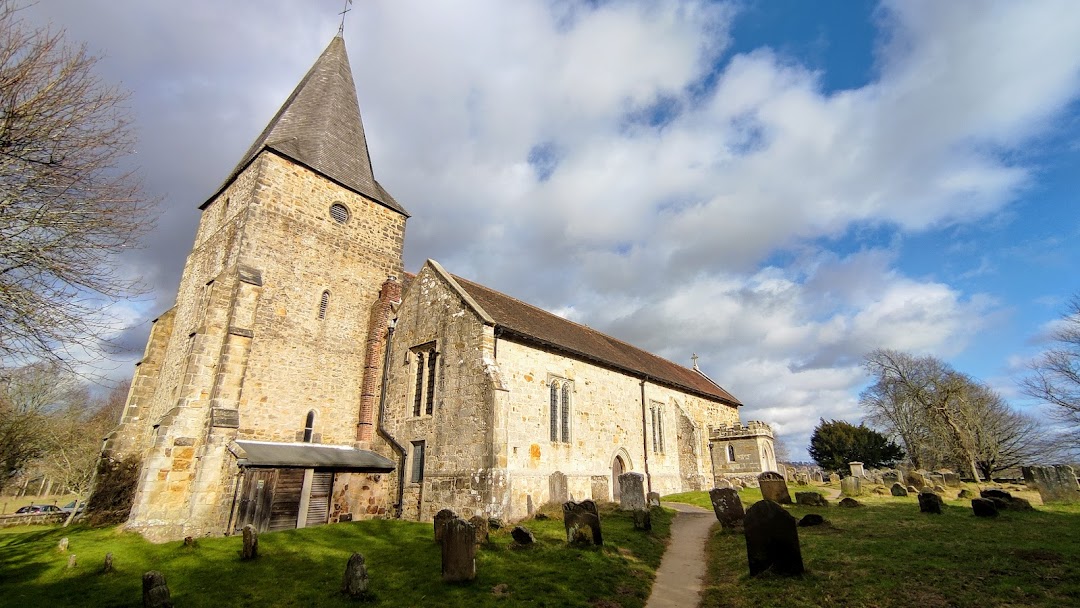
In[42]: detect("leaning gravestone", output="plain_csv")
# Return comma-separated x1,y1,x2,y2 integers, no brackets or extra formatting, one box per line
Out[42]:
142,571,173,608
1022,465,1080,504
798,513,825,527
618,473,646,511
709,487,745,529
795,492,828,507
743,500,804,576
510,526,535,547
758,472,792,504
441,518,477,582
918,491,943,514
434,509,457,543
562,500,603,546
905,471,927,490
840,476,861,497
838,497,862,508
341,553,370,598
890,483,908,497
971,498,998,518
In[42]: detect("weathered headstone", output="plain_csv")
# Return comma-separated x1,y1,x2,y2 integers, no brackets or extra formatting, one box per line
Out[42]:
590,475,609,502
142,571,173,608
510,526,535,547
441,518,477,582
957,488,974,499
798,514,825,527
971,498,998,518
828,473,841,484
795,473,810,486
838,497,862,508
242,524,258,560
890,483,908,497
840,476,861,497
942,471,961,488
932,485,946,494
709,487,745,529
67,554,77,569
549,471,568,504
743,500,804,576
469,515,490,545
646,492,661,508
918,491,943,514
812,471,823,483
183,536,195,548
882,471,900,485
928,473,945,488
848,462,865,478
488,517,504,530
562,500,603,546
341,552,370,598
1022,465,1080,504
103,552,114,574
794,492,828,507
905,471,926,490
434,508,457,543
715,479,733,490
632,509,652,531
758,472,792,504
58,537,68,553
618,473,646,511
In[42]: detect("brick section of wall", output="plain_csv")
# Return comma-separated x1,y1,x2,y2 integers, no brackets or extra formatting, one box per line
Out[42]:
357,277,402,443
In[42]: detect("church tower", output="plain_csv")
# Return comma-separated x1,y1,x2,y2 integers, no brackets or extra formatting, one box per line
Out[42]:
102,35,407,541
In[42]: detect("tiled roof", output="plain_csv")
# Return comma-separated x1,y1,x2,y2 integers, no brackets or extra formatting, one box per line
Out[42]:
449,272,742,406
207,36,407,216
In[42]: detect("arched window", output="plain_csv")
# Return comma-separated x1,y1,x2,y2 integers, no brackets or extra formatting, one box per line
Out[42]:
318,290,330,319
303,411,315,442
550,382,559,442
413,352,425,416
560,383,570,442
727,444,736,462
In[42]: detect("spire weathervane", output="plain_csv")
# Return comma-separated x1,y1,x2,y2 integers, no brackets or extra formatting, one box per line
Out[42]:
337,0,353,36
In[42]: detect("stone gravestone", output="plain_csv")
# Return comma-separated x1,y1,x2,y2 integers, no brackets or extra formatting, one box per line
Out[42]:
618,473,646,511
709,487,745,529
103,552,114,574
905,471,926,490
242,524,258,560
795,473,810,486
848,462,865,478
942,471,962,488
794,492,828,507
67,554,77,569
58,537,68,553
798,514,825,527
562,500,603,546
828,473,840,484
840,476,861,497
441,518,477,582
434,508,457,543
646,492,661,508
743,500,804,576
812,471,823,483
890,483,908,497
511,526,535,547
549,471,568,504
928,472,945,488
633,509,652,531
758,472,792,504
1022,465,1080,504
142,571,173,608
590,475,609,502
469,515,489,545
971,498,998,518
341,553,370,598
882,471,900,485
918,491,943,514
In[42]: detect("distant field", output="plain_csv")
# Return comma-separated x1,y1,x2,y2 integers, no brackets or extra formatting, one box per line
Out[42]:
0,501,671,607
667,484,1080,608
0,494,74,514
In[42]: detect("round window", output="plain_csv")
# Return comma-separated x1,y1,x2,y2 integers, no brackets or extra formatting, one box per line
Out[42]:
329,203,350,224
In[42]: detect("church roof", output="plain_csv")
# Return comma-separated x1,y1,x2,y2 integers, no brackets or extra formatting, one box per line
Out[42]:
423,262,742,407
207,36,406,215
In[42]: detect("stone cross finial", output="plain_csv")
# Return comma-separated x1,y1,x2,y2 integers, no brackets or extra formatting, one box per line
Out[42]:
691,353,700,370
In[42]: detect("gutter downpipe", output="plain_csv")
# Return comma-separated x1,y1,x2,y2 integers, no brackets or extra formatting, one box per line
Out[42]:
376,322,407,519
640,378,652,495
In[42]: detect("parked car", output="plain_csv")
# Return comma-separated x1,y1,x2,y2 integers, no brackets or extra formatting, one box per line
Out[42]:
60,501,85,515
14,504,62,514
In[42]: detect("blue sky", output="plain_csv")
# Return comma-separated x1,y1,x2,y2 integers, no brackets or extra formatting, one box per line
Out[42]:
19,0,1080,459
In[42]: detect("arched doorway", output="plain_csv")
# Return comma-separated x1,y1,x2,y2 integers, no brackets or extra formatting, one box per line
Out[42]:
612,455,626,501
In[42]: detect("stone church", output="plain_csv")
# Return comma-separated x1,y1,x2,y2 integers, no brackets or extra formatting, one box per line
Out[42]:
102,35,774,542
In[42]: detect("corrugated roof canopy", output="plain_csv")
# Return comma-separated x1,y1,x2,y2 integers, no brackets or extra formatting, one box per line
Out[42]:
232,441,394,472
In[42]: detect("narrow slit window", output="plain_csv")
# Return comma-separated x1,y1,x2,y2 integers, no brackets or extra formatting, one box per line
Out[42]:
560,384,570,442
549,382,559,442
728,444,736,462
657,407,664,453
318,290,330,319
303,411,315,442
425,349,437,415
651,407,658,453
413,352,425,416
410,441,425,483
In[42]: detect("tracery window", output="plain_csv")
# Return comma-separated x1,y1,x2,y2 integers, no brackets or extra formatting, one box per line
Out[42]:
411,343,437,416
549,378,572,443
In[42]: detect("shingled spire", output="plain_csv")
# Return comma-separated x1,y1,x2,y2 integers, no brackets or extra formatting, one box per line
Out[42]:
211,35,406,215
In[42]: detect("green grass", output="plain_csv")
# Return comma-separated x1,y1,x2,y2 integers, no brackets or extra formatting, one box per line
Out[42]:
665,487,1080,608
0,502,671,607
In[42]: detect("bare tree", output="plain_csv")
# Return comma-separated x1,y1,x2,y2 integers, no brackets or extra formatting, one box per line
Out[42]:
1021,296,1080,451
0,362,78,492
0,1,154,368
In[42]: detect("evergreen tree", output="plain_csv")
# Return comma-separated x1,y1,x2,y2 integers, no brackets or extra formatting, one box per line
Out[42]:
808,419,904,472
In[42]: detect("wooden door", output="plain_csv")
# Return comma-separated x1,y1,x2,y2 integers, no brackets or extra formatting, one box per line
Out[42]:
612,456,625,501
237,469,276,533
268,468,305,531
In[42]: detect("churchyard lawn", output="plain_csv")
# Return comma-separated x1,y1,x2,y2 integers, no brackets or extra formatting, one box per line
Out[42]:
666,486,1080,608
0,502,671,607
